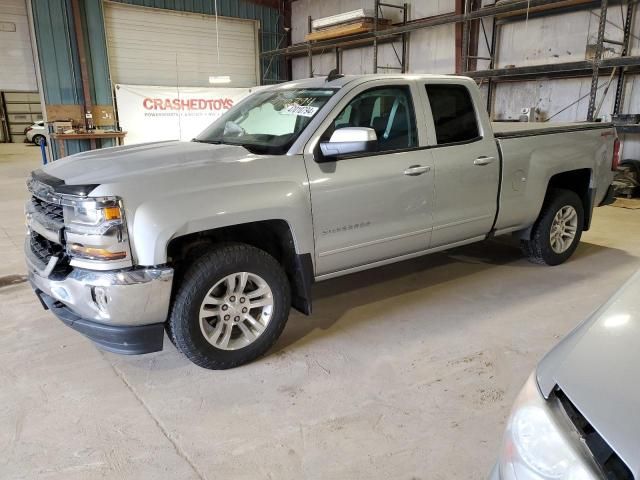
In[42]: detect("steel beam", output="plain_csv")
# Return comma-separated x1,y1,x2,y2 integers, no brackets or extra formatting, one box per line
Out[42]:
466,55,640,79
587,0,609,121
373,0,379,73
461,0,471,74
613,0,635,114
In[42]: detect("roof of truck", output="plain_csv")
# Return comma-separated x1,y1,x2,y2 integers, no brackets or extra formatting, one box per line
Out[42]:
269,74,473,90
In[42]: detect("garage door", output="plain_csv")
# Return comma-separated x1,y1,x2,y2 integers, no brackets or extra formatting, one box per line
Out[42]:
0,0,37,92
104,2,259,88
2,91,41,143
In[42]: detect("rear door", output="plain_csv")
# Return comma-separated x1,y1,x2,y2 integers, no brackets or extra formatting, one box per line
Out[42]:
420,82,500,247
303,80,435,276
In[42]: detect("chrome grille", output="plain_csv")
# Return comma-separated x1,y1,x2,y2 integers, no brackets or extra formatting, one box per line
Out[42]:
31,196,64,224
29,231,63,264
556,389,633,479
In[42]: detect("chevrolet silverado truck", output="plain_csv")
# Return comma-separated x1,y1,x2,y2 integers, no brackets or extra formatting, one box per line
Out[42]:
25,74,618,369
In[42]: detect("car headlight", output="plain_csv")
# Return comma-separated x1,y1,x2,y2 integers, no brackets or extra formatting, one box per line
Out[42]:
497,373,598,480
63,197,132,266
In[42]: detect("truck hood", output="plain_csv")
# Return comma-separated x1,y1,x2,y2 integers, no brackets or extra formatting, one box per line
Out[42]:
536,270,640,477
42,140,256,185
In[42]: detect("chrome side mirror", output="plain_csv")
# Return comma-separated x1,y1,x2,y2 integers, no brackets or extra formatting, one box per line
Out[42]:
318,127,378,161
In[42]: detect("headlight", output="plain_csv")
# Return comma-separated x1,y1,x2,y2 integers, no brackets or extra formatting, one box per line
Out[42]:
63,197,132,267
497,373,598,480
63,197,123,235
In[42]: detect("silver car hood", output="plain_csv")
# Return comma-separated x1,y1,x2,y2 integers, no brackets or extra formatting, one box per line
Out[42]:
42,140,255,185
537,270,640,477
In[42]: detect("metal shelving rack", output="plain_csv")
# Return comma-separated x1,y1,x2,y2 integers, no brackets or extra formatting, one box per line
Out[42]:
262,0,640,123
463,0,638,120
373,1,409,73
302,0,409,77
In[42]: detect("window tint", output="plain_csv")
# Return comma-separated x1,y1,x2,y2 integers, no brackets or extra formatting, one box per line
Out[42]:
324,86,417,153
425,84,480,145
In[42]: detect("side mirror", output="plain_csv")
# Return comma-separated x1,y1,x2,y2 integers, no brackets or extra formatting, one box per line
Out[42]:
318,127,378,161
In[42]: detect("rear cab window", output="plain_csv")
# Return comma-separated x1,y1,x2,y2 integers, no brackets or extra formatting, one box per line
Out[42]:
425,84,480,145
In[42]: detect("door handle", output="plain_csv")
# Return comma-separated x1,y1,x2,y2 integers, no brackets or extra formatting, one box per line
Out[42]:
404,165,431,176
474,156,496,166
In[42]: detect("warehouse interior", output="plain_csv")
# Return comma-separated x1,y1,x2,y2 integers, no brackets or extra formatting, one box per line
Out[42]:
1,0,640,478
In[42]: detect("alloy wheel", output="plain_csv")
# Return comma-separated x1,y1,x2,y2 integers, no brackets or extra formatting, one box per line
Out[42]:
198,272,274,350
549,205,578,254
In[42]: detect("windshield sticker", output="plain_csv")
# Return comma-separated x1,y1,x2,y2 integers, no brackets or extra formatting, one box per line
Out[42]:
281,104,319,117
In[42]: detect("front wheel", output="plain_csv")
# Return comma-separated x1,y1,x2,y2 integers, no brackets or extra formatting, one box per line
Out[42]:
521,189,584,266
167,243,291,369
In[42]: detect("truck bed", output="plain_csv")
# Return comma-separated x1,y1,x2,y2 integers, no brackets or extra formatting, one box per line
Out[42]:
491,121,616,236
492,121,612,138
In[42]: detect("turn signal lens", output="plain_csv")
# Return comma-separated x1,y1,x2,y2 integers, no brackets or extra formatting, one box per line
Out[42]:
103,206,122,221
68,244,127,261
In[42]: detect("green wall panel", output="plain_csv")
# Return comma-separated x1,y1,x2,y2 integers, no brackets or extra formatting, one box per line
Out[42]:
32,0,87,156
85,0,113,105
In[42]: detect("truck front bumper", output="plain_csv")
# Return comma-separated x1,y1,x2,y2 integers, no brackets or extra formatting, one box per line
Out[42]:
26,243,173,354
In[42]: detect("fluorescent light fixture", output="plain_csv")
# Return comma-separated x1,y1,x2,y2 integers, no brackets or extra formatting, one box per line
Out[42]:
311,9,373,30
209,75,231,84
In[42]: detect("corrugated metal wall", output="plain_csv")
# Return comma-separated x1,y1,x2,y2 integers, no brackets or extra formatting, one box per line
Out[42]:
291,0,456,77
32,0,86,155
291,0,639,158
31,0,284,158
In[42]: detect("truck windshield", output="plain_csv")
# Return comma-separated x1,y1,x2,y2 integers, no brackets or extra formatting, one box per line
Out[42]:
195,88,337,154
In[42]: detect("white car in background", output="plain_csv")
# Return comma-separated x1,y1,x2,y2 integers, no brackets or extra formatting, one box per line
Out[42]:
25,121,46,145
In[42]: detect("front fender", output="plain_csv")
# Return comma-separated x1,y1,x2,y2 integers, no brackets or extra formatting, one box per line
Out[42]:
130,180,314,265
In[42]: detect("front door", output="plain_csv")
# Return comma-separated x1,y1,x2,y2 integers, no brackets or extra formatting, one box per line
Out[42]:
303,82,435,276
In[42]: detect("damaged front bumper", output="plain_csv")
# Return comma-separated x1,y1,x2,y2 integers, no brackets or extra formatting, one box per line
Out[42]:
26,239,173,354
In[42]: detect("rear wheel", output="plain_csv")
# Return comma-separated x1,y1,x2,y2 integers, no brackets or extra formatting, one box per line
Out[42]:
521,189,584,266
167,243,291,369
32,134,45,146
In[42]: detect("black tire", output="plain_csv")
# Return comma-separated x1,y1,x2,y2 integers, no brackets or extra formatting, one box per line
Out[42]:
620,159,640,177
167,243,291,370
32,134,45,146
520,188,584,266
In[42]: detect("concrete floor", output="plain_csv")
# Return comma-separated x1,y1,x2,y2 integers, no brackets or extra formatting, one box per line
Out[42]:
1,143,639,480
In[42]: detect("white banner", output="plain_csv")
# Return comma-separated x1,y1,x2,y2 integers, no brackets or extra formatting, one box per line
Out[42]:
114,84,261,145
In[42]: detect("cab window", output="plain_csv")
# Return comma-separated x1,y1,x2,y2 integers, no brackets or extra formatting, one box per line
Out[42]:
323,86,418,153
425,84,480,145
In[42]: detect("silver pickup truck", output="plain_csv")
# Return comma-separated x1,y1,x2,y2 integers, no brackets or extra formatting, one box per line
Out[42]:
25,74,618,369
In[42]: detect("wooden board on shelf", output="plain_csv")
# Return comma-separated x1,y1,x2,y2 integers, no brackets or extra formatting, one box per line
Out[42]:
50,131,127,140
91,105,116,127
44,104,116,127
44,104,83,125
305,18,391,42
